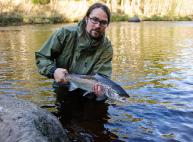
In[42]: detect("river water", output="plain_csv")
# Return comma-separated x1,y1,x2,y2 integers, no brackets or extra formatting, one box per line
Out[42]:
0,21,193,141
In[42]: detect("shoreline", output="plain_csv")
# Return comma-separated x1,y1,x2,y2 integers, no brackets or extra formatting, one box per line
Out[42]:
1,14,192,27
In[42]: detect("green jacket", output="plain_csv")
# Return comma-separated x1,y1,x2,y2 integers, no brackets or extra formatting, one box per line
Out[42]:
35,20,113,79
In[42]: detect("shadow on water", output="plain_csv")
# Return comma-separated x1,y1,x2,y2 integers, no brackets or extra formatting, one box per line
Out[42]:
53,88,119,142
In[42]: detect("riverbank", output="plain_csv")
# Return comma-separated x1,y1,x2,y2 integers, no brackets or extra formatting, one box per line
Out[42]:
0,12,130,26
1,13,192,26
0,0,192,26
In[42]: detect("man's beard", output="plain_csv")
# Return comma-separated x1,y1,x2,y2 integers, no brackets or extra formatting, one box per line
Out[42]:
89,29,103,40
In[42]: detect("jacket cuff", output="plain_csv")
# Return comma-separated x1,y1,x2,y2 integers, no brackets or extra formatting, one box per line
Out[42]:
50,66,57,78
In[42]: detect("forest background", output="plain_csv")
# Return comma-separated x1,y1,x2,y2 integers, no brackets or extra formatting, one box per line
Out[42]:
0,0,193,26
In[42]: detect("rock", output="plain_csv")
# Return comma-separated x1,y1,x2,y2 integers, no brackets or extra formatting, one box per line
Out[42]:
0,95,70,142
128,16,141,22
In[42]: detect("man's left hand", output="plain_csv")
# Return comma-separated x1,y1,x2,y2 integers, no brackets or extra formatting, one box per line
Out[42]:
93,83,104,96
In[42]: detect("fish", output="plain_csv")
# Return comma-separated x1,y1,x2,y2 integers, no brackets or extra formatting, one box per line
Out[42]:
65,74,129,102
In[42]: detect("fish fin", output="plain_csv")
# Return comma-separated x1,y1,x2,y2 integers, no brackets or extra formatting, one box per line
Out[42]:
96,95,107,101
83,92,95,99
69,82,78,91
83,91,91,96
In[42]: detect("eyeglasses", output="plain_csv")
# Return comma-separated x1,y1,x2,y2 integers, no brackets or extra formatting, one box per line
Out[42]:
88,17,108,27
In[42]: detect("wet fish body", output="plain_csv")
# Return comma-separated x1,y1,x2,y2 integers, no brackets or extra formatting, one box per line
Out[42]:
65,74,129,102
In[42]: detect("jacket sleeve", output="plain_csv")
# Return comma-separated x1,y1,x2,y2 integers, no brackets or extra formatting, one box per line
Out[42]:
93,42,113,78
35,28,67,78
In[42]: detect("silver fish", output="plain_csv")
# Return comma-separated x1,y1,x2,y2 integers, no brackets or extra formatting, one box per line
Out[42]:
65,74,129,102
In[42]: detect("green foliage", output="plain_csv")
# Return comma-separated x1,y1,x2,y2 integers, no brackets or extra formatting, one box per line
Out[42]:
23,15,64,24
143,15,167,21
1,1,193,26
31,0,50,5
176,16,192,21
143,15,193,21
50,16,64,23
0,13,23,26
111,13,129,22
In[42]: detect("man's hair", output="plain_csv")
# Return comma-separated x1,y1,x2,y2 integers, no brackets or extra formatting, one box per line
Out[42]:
85,3,111,24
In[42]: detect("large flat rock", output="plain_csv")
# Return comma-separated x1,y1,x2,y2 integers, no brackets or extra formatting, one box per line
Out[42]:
0,95,69,142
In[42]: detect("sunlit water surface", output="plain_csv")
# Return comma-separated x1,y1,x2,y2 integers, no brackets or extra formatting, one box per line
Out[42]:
1,22,193,141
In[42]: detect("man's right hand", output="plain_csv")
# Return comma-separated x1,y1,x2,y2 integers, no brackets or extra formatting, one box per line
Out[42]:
53,68,68,84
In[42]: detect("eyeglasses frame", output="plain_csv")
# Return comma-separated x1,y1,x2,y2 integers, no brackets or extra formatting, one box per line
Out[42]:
88,16,108,28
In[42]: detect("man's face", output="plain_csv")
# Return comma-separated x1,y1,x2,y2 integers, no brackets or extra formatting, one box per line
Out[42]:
85,8,108,39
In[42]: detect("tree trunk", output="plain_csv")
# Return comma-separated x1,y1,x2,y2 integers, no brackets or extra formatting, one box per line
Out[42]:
139,0,145,15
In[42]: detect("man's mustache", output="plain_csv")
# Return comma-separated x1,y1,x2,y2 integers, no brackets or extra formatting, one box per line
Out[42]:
91,28,100,33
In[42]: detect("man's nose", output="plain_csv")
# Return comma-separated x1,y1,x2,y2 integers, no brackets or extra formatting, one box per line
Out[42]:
95,22,101,27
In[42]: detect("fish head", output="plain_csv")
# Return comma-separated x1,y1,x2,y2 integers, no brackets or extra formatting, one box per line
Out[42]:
104,87,128,103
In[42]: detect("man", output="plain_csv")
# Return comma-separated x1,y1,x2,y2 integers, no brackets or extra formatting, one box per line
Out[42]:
35,3,113,100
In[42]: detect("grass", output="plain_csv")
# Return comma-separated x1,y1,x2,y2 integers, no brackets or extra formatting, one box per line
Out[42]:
143,15,193,21
0,12,23,26
0,0,193,26
1,13,192,26
23,15,64,24
111,13,129,22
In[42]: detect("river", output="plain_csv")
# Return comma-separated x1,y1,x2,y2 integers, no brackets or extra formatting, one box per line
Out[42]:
0,21,193,141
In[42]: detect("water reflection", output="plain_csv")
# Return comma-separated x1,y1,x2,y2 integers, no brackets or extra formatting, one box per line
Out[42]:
1,22,193,141
53,88,118,141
